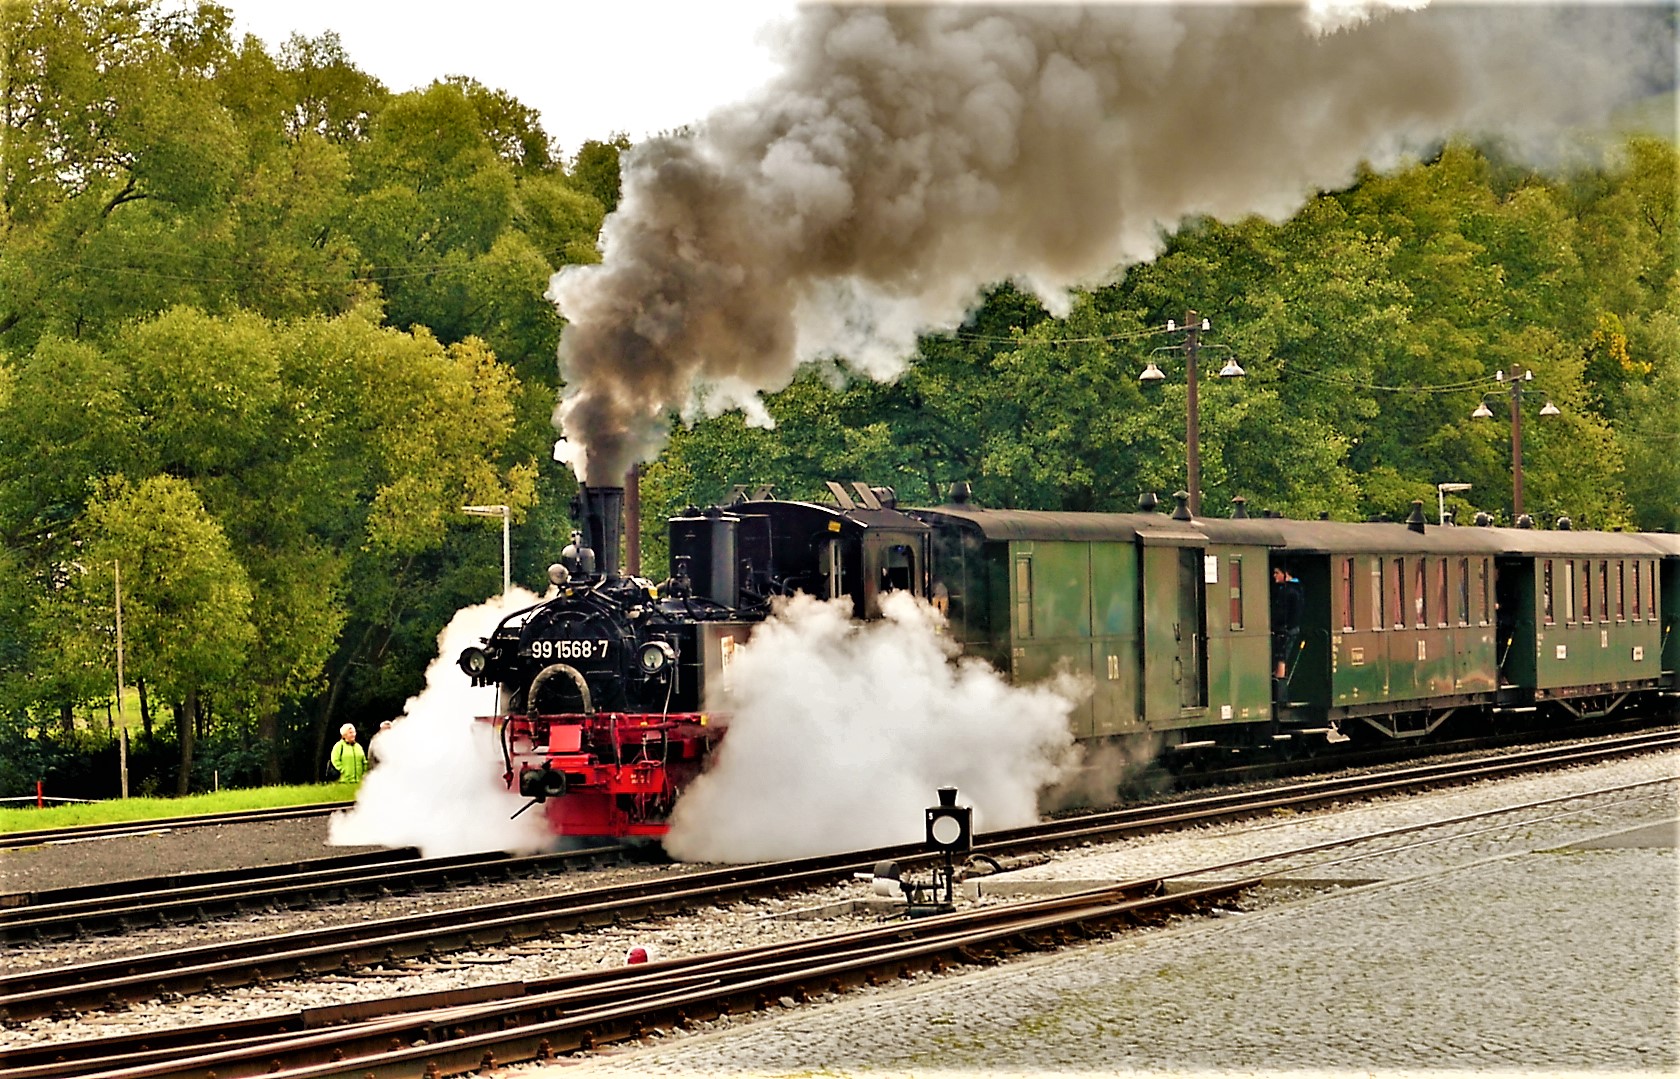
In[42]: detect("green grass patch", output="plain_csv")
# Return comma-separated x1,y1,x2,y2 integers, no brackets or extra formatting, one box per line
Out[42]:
0,784,351,833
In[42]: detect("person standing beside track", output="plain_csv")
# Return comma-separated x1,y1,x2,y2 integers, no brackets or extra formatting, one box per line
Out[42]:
329,723,368,785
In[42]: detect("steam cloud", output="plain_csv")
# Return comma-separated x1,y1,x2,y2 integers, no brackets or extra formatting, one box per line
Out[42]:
662,591,1084,862
329,590,557,858
550,1,1673,482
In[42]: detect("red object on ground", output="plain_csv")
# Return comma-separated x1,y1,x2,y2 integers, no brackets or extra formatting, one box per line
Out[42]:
625,945,651,965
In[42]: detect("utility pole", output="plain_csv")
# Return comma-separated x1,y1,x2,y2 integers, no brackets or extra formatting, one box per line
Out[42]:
1183,311,1203,517
115,559,128,799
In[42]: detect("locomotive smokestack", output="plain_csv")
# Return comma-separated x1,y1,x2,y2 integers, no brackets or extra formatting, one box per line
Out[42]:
576,484,625,577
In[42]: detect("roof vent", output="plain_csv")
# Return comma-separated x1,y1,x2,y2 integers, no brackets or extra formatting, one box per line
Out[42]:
1516,514,1535,529
1406,500,1426,534
1171,491,1193,521
948,480,972,505
1474,512,1493,527
1229,496,1248,519
1138,491,1160,513
1556,516,1572,530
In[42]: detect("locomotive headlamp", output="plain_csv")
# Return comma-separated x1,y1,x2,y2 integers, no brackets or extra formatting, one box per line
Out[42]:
458,646,490,678
925,785,972,853
638,640,677,675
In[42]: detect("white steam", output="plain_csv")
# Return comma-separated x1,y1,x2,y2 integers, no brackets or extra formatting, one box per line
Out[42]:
328,590,556,857
662,591,1086,863
550,1,1672,482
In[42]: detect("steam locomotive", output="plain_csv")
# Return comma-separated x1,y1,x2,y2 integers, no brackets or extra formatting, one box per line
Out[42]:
458,482,1680,840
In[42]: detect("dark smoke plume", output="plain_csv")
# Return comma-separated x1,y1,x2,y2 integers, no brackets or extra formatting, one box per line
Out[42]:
550,2,1672,482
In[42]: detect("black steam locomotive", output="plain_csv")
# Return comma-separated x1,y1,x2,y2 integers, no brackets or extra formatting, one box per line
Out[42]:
460,483,1680,839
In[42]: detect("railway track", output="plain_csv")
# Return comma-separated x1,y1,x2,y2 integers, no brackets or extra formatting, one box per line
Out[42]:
0,803,354,852
1,726,1671,1030
7,742,1674,1079
0,843,631,942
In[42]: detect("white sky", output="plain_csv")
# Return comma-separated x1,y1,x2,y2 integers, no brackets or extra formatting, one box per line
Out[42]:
219,0,800,160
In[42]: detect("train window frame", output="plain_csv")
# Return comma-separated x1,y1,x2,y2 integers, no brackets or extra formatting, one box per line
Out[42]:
1014,556,1034,640
1393,557,1407,630
1436,558,1449,629
1581,560,1592,626
1413,558,1428,629
1563,560,1576,625
1615,561,1626,622
1478,557,1491,626
1371,558,1384,631
1543,560,1556,626
1228,555,1244,631
1598,561,1609,623
1341,557,1355,632
1647,559,1658,621
1457,557,1471,627
1631,561,1642,622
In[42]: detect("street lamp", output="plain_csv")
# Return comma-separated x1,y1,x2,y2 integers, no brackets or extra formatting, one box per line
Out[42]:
1140,310,1245,516
1436,482,1472,525
1470,368,1560,520
462,504,511,595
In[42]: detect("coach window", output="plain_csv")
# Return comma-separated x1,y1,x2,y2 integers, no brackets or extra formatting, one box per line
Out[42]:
1563,561,1576,624
1014,556,1034,639
1392,558,1407,630
1478,558,1491,625
1581,560,1592,626
1341,557,1355,632
1371,558,1385,631
1631,562,1642,622
1598,561,1609,623
1615,561,1626,622
1457,558,1471,627
1228,556,1244,631
1647,559,1658,621
1436,558,1449,628
1543,560,1556,626
1413,558,1428,628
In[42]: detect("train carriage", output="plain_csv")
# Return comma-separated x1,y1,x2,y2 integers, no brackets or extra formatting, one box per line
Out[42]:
1228,516,1508,740
909,495,1280,747
1485,527,1674,715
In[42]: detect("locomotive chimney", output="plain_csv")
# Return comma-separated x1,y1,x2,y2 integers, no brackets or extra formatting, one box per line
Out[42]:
575,483,626,577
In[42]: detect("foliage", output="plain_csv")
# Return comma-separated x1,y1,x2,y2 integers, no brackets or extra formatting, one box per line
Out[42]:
0,0,1674,798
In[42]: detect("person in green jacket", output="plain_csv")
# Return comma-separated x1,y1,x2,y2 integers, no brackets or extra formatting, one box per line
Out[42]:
329,723,368,784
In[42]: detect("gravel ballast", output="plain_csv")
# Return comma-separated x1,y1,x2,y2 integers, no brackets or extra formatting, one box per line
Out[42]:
2,749,1675,1076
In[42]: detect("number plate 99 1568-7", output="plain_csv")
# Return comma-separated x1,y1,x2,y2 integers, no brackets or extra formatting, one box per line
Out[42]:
529,639,610,661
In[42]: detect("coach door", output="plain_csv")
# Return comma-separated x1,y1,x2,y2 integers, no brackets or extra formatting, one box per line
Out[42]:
1141,536,1209,723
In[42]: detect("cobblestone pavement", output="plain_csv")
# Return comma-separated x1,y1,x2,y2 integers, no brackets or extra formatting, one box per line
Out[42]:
526,801,1677,1077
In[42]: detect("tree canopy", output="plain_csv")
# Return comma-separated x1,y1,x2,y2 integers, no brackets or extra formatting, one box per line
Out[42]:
0,0,1673,798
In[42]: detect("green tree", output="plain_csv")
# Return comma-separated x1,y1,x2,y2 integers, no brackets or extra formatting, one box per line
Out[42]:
74,475,256,795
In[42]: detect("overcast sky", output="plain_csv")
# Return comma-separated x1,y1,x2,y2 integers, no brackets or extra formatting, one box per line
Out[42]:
219,0,800,159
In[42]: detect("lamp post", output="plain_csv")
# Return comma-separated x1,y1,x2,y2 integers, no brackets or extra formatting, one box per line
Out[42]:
1141,310,1245,516
1471,368,1559,520
1436,482,1471,525
461,505,511,595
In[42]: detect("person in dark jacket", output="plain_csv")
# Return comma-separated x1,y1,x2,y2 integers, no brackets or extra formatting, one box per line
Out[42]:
1272,565,1304,681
